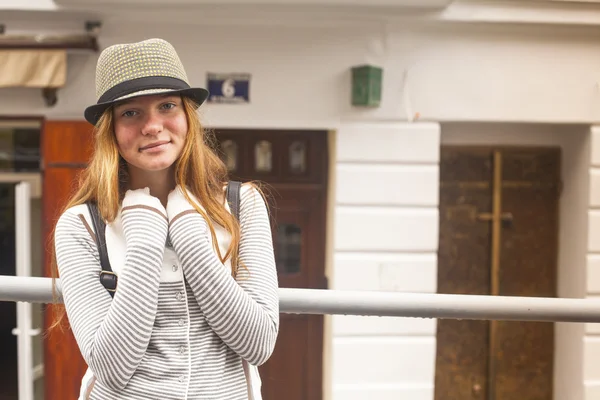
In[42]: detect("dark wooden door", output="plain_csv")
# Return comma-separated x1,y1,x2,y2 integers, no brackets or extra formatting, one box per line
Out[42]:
435,149,493,399
434,146,559,400
42,121,94,400
259,187,325,400
214,129,328,400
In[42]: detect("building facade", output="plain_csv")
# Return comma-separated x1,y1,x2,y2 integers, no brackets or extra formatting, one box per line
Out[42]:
2,0,600,399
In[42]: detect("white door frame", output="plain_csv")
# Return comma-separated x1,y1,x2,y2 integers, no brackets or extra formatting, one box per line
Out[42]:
3,178,42,400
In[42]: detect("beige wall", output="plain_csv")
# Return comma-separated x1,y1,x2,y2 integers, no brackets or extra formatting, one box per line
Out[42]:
584,126,600,399
331,122,440,399
4,19,600,125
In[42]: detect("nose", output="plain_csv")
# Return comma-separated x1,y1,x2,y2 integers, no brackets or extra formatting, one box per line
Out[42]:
141,112,163,136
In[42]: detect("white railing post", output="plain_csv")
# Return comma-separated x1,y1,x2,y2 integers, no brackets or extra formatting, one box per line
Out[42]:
11,182,39,400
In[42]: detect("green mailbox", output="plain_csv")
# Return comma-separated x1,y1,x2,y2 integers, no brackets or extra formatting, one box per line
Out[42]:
351,64,382,107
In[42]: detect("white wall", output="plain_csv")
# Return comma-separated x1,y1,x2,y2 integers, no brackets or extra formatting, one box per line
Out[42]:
441,122,591,400
585,126,600,399
331,122,440,400
2,21,600,125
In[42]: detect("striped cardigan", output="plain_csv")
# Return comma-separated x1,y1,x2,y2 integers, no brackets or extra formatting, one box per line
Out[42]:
54,185,279,400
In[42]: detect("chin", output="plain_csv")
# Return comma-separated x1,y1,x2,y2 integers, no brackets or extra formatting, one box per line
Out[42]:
138,157,176,172
146,162,175,171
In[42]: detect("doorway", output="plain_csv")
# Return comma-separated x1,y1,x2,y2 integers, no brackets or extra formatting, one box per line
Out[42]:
0,119,45,400
434,146,560,400
0,182,17,399
214,128,328,400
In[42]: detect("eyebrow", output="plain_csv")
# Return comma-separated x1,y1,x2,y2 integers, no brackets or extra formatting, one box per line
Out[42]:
114,94,180,109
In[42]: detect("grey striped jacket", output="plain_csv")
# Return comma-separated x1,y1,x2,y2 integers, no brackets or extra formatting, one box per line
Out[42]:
55,185,279,399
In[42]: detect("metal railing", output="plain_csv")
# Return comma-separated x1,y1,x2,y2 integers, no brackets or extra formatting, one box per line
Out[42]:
4,181,597,400
2,275,600,323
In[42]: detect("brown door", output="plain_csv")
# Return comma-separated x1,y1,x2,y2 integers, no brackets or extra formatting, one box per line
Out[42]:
214,129,328,400
434,146,559,400
42,121,94,399
259,187,325,400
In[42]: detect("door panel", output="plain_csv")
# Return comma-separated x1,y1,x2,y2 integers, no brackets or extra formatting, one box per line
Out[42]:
258,187,325,400
42,121,94,400
215,129,328,400
435,147,559,400
42,121,93,166
494,149,559,400
43,168,89,400
260,315,309,400
435,149,492,399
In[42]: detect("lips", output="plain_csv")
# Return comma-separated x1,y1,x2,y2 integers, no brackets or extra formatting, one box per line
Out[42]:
139,141,170,151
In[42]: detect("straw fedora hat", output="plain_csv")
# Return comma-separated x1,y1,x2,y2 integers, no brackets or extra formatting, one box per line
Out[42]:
84,38,209,125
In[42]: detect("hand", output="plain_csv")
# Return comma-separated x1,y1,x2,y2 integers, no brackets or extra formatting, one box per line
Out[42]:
122,187,166,211
166,186,194,217
166,185,204,222
166,186,209,238
121,187,168,247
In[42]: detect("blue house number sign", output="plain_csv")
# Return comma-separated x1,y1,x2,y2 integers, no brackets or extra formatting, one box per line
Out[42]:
206,73,251,104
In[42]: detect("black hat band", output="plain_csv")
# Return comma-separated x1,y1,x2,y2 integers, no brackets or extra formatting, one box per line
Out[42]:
97,76,191,104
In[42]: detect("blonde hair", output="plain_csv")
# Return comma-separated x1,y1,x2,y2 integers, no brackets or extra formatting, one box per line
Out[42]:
49,96,246,330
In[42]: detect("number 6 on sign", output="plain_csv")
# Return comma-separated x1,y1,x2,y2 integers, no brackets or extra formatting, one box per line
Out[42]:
222,79,236,98
207,72,251,104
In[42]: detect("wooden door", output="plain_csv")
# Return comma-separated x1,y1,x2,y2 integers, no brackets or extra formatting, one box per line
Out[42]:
435,149,493,399
214,129,328,400
259,187,325,400
42,121,94,400
434,146,559,400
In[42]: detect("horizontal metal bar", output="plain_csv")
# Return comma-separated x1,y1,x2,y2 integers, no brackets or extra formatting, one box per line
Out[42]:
2,275,600,323
281,288,600,323
0,276,55,304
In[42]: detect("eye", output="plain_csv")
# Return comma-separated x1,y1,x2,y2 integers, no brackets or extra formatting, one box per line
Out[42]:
161,102,177,111
121,110,138,118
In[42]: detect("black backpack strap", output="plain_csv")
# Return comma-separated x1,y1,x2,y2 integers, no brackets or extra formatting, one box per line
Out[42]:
86,202,117,297
226,180,242,221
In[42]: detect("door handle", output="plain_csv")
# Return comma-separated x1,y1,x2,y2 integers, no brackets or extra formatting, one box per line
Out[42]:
477,212,513,222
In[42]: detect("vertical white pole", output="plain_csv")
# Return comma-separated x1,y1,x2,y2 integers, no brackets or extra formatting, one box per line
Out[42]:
14,181,33,400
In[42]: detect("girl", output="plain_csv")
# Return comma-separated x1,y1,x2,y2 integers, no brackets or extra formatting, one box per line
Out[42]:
51,38,279,399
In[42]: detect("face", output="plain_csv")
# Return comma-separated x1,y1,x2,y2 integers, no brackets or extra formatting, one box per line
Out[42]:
113,94,188,173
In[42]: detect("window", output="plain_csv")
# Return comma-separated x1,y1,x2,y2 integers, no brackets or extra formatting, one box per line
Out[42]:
275,223,302,274
220,140,238,171
0,121,41,172
289,141,306,174
255,140,272,172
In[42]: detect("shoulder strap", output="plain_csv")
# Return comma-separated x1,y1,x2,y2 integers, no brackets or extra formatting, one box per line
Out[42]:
226,180,242,221
86,202,117,297
88,182,242,297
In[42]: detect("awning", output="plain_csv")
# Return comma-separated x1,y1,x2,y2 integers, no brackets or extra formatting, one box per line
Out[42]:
0,49,66,88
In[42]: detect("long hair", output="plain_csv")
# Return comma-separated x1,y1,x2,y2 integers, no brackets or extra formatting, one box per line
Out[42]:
49,96,244,330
